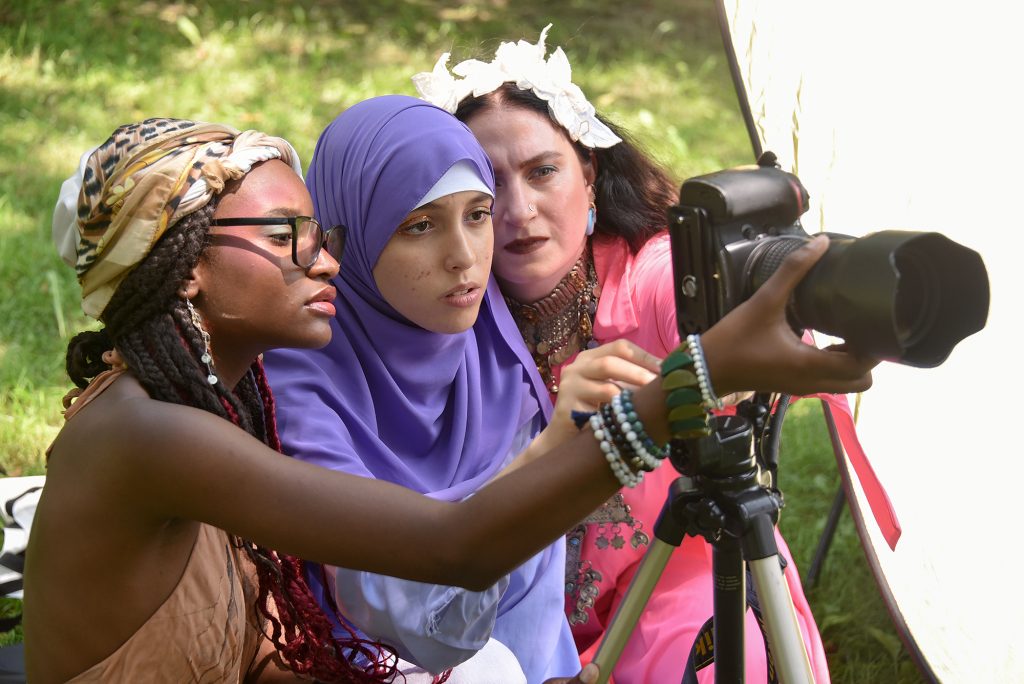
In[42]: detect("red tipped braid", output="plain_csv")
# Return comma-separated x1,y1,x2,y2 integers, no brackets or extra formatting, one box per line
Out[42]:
220,395,241,424
255,361,284,452
247,359,399,682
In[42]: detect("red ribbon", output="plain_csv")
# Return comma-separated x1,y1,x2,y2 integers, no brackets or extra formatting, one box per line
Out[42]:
799,392,902,550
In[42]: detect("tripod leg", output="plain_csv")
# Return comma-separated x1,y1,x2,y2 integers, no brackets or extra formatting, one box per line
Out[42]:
805,485,845,589
746,516,814,684
713,536,747,683
590,538,675,684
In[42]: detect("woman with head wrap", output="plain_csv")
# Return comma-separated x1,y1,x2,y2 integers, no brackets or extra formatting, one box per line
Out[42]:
27,112,874,683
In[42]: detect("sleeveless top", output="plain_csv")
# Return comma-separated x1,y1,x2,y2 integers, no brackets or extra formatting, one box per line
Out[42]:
55,370,266,682
67,525,264,682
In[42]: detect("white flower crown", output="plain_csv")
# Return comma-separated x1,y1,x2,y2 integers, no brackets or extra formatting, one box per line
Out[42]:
412,24,623,150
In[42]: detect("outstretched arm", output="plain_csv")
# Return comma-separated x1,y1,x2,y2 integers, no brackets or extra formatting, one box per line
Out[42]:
111,389,633,591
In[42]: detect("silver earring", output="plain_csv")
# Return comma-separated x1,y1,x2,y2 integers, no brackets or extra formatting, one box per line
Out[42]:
186,299,218,386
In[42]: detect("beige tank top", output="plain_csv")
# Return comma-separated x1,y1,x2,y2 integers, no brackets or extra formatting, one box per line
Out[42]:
58,370,265,682
67,524,264,682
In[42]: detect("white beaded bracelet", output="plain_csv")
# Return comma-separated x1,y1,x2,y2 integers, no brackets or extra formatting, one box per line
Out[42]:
686,333,724,410
588,413,643,488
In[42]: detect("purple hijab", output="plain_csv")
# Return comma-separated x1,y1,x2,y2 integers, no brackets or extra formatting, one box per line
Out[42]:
264,95,550,499
264,97,578,682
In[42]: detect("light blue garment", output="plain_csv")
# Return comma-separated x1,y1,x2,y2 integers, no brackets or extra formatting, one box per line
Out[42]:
490,526,581,682
325,418,580,683
333,573,509,673
395,636,528,683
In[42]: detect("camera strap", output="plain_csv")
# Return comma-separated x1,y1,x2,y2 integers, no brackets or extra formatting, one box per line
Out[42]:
681,563,782,684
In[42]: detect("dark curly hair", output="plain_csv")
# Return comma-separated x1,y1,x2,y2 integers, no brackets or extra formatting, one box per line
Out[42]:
65,202,397,683
454,83,679,253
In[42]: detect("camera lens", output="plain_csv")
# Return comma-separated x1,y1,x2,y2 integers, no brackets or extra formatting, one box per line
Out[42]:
743,231,988,367
746,236,806,291
892,249,940,349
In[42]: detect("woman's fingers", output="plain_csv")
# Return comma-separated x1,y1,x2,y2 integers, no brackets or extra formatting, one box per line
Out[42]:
558,340,661,404
757,341,876,395
575,339,662,373
570,354,659,388
804,348,876,393
552,341,662,418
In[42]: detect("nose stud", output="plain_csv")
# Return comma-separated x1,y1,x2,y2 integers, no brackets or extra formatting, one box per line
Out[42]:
528,203,536,213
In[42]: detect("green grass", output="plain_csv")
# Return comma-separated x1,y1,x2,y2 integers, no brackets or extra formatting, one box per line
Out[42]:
0,1,920,680
0,596,22,648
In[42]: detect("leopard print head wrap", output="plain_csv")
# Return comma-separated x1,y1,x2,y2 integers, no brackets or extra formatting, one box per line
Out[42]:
52,117,302,318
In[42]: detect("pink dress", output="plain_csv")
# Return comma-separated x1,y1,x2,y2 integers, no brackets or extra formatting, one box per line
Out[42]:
556,234,830,683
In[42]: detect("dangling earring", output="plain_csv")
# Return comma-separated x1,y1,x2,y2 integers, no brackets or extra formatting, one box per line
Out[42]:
186,298,218,386
585,184,597,237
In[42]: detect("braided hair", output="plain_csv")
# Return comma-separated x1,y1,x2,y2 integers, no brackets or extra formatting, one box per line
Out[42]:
65,202,397,683
455,83,679,253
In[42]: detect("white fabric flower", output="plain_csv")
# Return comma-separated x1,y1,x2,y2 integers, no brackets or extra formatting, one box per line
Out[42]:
412,24,622,149
411,53,464,113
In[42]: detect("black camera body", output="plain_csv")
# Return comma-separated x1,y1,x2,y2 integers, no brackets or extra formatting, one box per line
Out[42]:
667,156,989,368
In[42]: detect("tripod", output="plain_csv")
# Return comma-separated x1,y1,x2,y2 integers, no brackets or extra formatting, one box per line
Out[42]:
589,395,815,684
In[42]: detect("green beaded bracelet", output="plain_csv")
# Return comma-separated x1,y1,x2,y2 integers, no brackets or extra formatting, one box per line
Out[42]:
661,346,711,440
668,403,706,422
666,387,702,408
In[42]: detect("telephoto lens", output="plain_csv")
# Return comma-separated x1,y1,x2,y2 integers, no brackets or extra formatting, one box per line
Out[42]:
746,230,989,367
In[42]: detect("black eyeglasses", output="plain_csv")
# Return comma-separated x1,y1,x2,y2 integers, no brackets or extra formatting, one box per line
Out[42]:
209,216,347,269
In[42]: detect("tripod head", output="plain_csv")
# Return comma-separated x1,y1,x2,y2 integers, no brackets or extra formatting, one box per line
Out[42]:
660,397,784,549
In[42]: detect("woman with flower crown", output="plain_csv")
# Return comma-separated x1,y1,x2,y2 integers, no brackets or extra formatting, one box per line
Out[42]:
414,26,833,684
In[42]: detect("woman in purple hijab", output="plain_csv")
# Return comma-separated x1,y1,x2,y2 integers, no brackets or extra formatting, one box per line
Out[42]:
264,95,597,683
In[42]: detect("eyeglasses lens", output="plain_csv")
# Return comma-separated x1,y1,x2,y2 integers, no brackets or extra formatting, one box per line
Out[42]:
326,226,347,264
294,218,323,268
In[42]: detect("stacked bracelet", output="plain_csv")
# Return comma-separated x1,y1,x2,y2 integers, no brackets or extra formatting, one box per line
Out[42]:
579,391,668,488
588,411,643,488
612,390,666,467
661,343,713,440
686,334,723,410
599,403,640,473
601,402,658,474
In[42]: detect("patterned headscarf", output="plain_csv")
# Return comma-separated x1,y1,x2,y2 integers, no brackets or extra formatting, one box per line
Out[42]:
52,117,302,318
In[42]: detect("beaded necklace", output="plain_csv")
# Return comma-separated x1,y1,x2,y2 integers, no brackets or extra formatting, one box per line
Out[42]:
504,251,599,394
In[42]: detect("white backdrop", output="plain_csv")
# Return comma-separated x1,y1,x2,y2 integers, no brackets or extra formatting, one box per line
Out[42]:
721,1,1024,680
